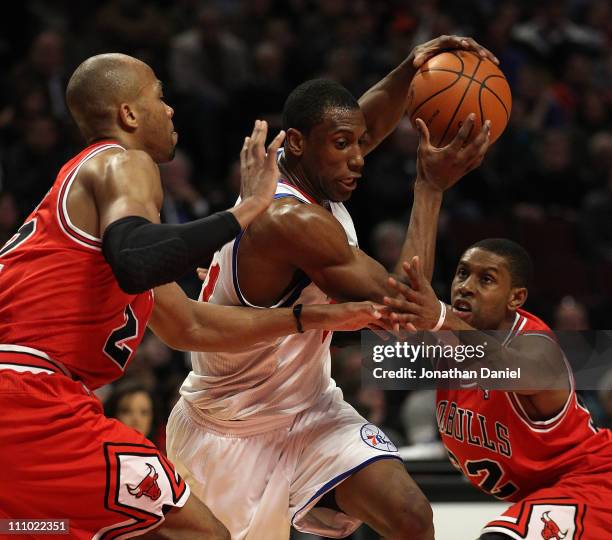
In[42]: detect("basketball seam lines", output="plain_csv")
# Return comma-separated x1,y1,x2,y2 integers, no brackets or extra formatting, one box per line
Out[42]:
409,73,463,120
439,56,483,146
477,75,510,120
409,51,466,124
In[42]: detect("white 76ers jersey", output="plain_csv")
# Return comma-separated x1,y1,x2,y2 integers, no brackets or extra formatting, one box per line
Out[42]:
179,181,358,430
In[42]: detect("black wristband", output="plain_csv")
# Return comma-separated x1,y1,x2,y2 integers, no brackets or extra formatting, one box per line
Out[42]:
293,303,304,333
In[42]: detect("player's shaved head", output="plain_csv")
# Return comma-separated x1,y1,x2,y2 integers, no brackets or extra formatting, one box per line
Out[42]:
66,53,152,140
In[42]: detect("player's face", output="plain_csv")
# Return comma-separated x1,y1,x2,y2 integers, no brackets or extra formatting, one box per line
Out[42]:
116,391,154,437
302,107,367,202
450,248,516,330
133,68,177,163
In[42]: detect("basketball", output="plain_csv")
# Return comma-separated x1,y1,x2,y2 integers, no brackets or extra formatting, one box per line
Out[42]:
406,50,512,147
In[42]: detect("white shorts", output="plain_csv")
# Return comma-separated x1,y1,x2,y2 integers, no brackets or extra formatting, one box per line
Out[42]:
166,387,401,540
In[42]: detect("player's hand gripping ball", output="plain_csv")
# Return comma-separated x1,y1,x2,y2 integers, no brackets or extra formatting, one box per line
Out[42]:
407,50,511,147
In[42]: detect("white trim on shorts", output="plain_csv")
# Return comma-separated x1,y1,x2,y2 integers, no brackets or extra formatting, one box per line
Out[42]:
291,454,403,529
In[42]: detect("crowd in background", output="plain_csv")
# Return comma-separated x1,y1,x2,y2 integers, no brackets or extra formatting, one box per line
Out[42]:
1,2,611,528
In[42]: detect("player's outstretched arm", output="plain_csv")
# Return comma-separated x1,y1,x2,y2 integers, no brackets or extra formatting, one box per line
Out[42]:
95,120,284,294
398,114,491,281
358,35,497,155
385,256,570,408
148,282,387,352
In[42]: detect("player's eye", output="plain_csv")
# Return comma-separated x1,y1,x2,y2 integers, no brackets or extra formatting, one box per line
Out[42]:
482,275,494,284
335,139,348,149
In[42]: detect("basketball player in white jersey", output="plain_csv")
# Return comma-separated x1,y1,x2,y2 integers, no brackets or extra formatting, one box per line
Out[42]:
167,36,495,540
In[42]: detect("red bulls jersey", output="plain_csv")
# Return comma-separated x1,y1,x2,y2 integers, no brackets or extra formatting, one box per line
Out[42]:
437,309,612,502
0,141,154,389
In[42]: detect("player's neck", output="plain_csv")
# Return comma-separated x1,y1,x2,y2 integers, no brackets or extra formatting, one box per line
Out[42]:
279,155,328,206
87,131,129,149
497,311,519,331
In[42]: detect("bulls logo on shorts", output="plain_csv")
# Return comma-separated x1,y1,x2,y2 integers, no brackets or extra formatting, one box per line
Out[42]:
484,500,584,540
99,442,189,539
360,424,397,452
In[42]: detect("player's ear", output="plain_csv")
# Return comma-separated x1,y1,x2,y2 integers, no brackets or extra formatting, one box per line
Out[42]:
118,103,138,130
508,287,527,310
286,128,304,157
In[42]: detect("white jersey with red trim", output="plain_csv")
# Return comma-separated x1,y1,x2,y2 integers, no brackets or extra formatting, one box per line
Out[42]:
0,141,154,390
436,308,612,502
180,180,358,431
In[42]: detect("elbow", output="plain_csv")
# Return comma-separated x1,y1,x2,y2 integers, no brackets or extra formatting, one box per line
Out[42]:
113,263,151,295
105,250,161,294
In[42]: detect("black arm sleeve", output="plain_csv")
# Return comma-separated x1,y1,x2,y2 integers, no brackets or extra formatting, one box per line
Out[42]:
102,212,241,294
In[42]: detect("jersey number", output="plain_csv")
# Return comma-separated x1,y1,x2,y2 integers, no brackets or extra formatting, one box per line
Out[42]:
465,459,518,499
104,305,139,369
0,219,36,258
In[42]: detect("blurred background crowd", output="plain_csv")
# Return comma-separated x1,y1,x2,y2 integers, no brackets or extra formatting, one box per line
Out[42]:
0,1,611,533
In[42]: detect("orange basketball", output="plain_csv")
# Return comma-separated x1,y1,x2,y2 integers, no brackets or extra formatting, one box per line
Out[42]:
406,50,512,147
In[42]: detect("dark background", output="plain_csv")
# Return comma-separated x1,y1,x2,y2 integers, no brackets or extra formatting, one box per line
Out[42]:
1,2,610,536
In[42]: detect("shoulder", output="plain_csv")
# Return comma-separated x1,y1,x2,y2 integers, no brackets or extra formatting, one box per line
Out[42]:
105,149,157,173
87,149,161,206
251,198,346,242
80,148,156,183
515,309,553,338
245,198,352,264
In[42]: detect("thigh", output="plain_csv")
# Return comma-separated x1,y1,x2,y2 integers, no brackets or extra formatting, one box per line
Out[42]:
0,372,189,539
166,398,291,540
333,458,428,535
289,389,403,537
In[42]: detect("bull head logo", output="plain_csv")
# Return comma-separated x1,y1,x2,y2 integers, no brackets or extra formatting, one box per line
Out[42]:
541,511,568,540
127,463,162,501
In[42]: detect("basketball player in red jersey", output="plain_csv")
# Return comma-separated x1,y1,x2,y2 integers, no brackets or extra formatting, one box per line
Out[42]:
0,53,387,540
386,242,612,536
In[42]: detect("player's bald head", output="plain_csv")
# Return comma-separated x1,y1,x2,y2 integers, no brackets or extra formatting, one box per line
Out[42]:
66,53,153,139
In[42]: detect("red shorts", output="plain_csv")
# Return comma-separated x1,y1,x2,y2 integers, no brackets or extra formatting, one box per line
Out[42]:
0,352,189,539
482,474,612,539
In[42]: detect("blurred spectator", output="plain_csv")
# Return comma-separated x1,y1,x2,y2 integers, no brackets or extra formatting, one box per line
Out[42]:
597,368,612,429
512,128,582,219
2,115,72,219
95,0,171,66
400,390,439,445
229,40,291,143
370,220,405,272
357,116,417,229
553,295,590,330
511,0,605,63
580,168,612,263
0,192,20,246
104,382,165,451
10,30,69,123
169,4,250,102
160,149,210,223
168,4,250,176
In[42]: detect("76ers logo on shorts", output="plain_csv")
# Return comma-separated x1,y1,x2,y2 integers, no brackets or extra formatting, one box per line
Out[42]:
360,424,397,452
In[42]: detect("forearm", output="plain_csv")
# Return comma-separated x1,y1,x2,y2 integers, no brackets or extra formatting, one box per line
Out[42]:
359,55,416,154
394,181,443,280
186,303,341,353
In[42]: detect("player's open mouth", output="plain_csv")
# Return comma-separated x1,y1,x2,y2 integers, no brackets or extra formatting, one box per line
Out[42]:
452,299,472,319
339,177,359,190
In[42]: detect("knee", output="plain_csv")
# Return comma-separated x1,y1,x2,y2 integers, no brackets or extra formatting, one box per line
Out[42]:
387,493,434,540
